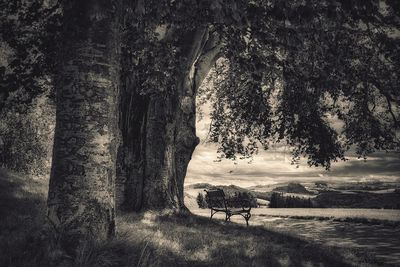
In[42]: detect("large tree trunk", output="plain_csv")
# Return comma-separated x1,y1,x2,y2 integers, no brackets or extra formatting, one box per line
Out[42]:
116,28,221,212
47,0,121,255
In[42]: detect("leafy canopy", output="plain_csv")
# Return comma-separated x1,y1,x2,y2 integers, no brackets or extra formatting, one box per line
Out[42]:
200,0,400,168
0,0,60,112
2,0,399,169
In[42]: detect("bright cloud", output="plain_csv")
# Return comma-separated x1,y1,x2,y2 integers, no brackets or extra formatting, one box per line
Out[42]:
186,105,400,188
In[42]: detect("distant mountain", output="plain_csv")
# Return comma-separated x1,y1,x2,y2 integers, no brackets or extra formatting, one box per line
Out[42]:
272,182,311,194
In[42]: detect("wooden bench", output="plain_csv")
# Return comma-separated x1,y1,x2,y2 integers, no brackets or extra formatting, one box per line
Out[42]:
204,189,252,226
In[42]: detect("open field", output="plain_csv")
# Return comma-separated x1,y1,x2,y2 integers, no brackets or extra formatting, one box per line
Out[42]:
186,180,400,209
187,207,400,266
185,183,400,222
188,207,400,225
185,187,400,266
246,208,400,222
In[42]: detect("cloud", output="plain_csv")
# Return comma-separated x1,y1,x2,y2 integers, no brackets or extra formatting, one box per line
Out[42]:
187,102,400,187
187,134,400,187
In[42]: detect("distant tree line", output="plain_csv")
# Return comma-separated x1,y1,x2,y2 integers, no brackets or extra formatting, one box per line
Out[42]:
197,191,257,209
269,192,313,208
315,191,400,209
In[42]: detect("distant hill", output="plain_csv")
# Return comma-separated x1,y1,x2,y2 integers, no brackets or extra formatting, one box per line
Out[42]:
272,182,311,195
187,183,253,193
189,183,214,189
187,181,400,209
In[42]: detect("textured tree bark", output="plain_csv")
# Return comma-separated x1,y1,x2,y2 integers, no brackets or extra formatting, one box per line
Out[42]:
47,0,121,255
174,30,223,211
116,28,221,213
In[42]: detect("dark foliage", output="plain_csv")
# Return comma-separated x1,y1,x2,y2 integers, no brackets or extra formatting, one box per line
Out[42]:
0,0,60,112
196,193,208,208
201,0,400,168
0,94,54,174
204,188,258,208
269,192,313,208
2,0,399,170
228,191,258,208
315,191,400,209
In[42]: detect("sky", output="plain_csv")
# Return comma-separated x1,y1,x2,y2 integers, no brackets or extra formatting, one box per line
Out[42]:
185,104,400,188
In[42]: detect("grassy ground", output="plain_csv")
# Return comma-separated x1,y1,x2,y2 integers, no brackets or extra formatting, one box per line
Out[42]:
0,168,388,267
0,168,49,267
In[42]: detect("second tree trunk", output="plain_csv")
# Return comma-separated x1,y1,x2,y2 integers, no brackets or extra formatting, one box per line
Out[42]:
116,28,221,212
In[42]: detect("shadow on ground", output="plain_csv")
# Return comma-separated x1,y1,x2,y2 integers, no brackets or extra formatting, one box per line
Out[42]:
0,169,48,266
109,212,385,267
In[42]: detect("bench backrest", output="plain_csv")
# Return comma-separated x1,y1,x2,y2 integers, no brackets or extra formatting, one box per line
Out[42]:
205,189,253,211
204,189,227,210
227,192,253,209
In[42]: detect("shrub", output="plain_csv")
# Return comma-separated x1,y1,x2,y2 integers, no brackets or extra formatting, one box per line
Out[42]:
0,94,55,175
196,193,208,208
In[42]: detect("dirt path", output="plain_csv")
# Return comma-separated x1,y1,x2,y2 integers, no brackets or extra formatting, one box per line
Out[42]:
192,209,400,266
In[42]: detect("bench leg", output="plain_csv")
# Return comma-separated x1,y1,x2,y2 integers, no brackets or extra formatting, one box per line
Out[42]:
244,213,251,227
210,209,217,220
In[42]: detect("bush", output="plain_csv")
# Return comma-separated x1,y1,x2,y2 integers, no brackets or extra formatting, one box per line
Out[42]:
196,193,208,208
0,94,55,175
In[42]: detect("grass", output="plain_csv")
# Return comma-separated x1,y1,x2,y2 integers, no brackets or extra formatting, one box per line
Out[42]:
242,207,400,222
0,168,49,267
0,168,389,267
256,214,400,227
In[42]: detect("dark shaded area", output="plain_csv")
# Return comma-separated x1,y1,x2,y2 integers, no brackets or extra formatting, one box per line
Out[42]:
0,168,48,267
